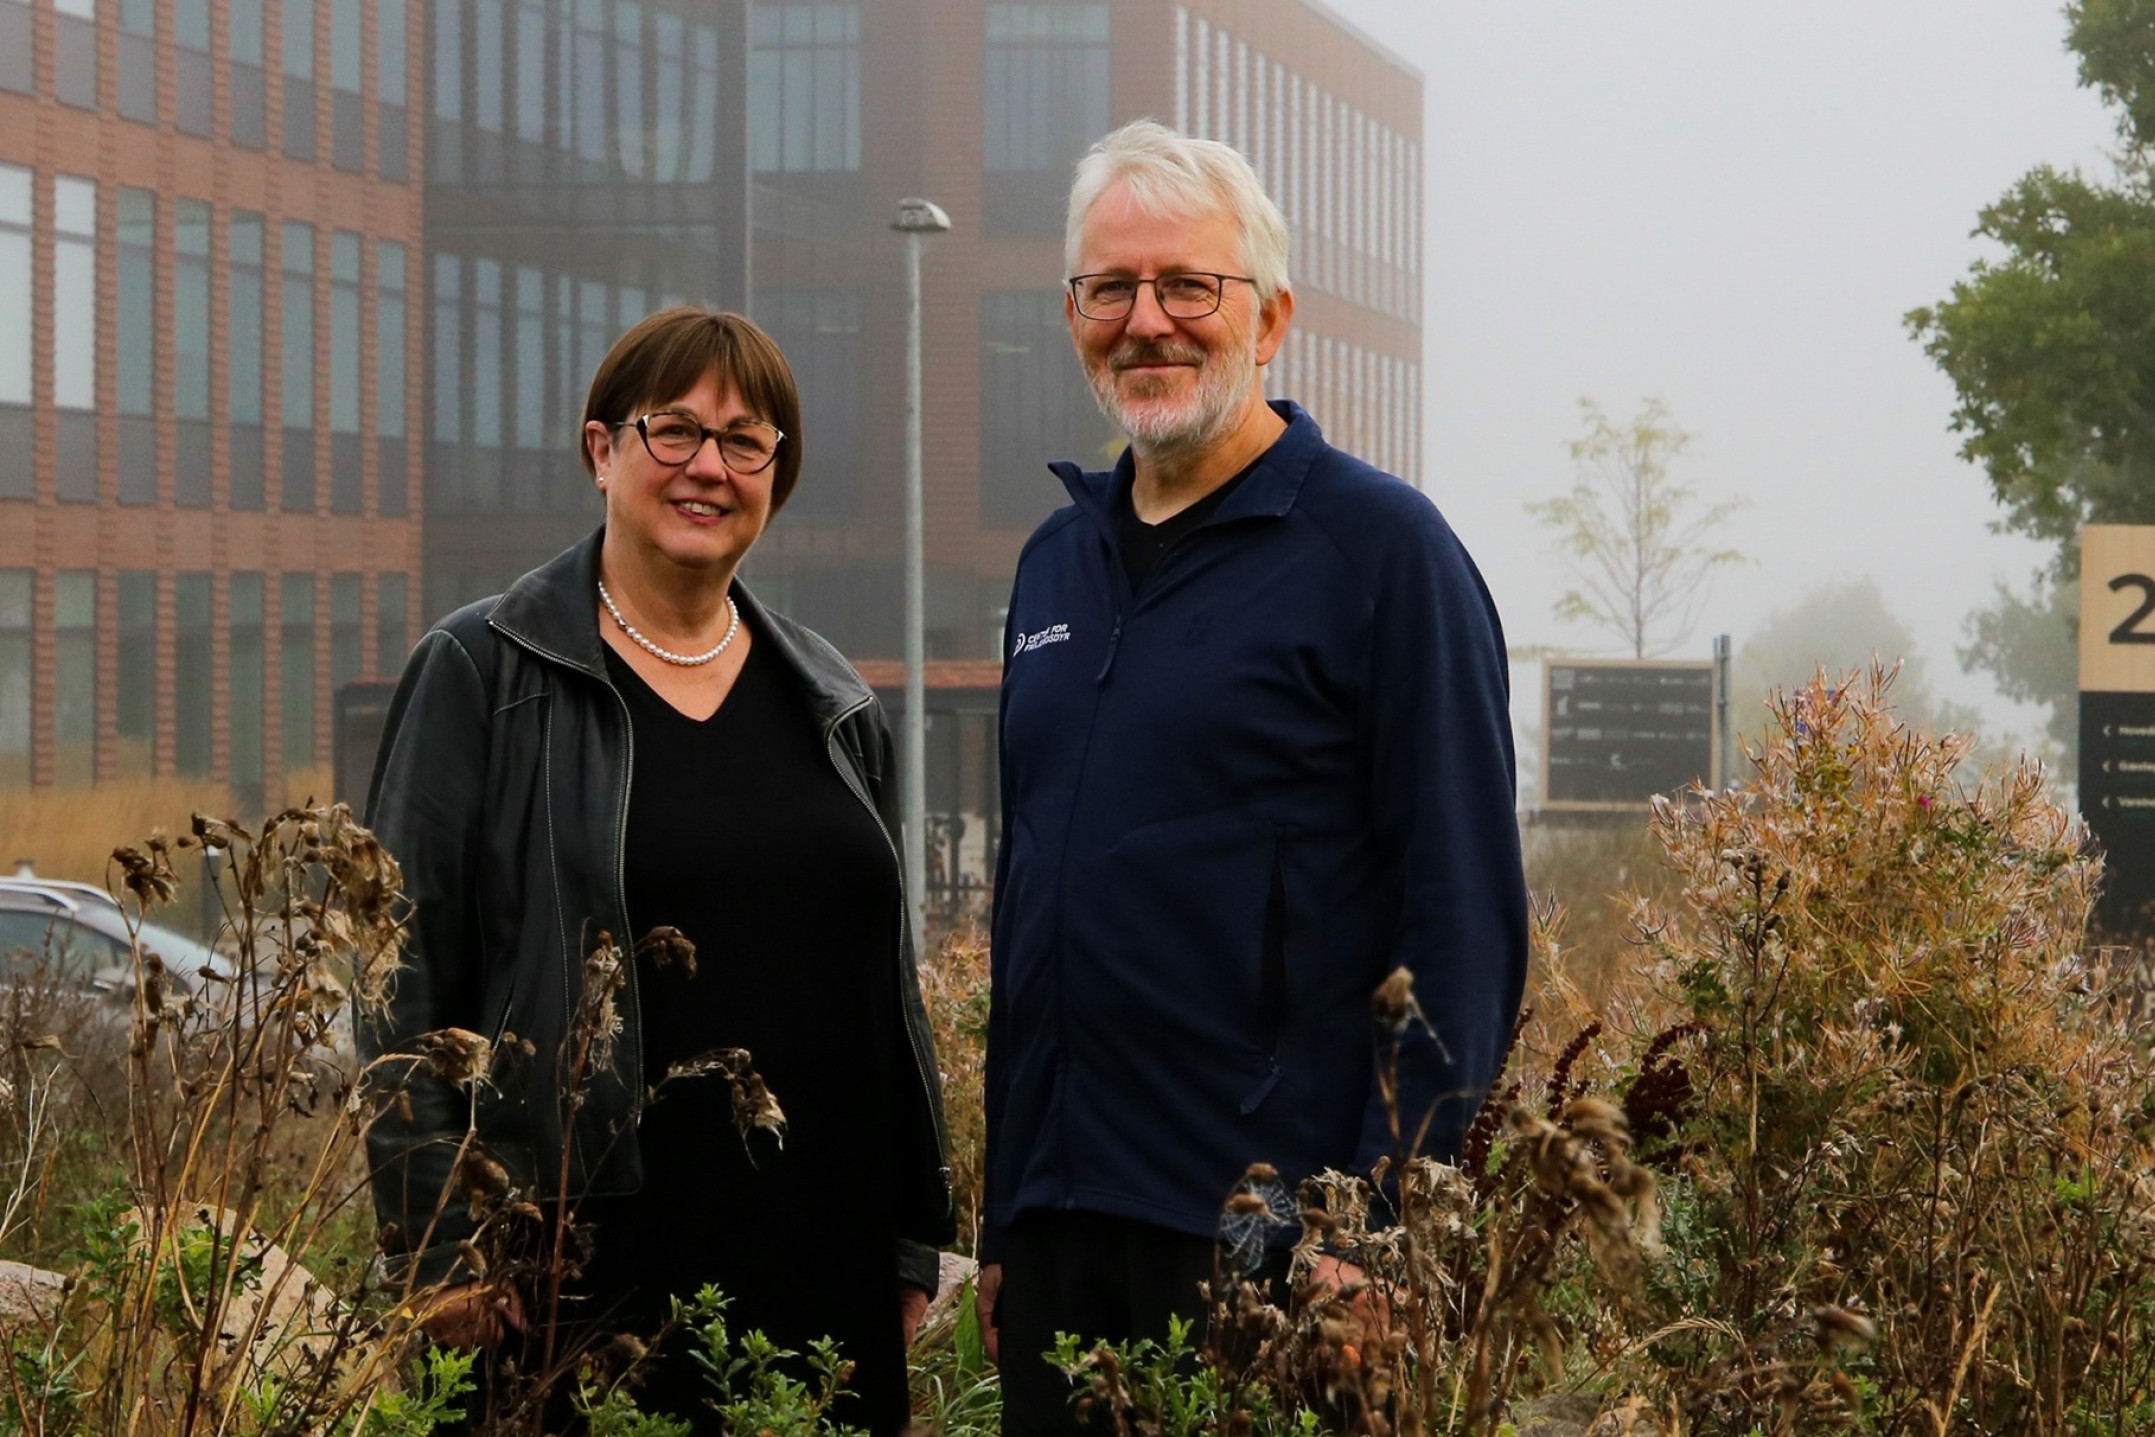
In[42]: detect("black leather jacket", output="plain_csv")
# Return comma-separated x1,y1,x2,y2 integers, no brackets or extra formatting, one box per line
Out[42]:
361,530,954,1290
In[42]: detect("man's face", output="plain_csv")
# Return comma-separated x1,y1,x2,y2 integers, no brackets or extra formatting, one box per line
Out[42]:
1067,182,1288,454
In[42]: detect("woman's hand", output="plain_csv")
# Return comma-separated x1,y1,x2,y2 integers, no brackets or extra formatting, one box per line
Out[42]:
421,1281,528,1348
900,1283,931,1346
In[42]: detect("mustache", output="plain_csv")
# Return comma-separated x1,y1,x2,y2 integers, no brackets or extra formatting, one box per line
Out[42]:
1108,340,1208,371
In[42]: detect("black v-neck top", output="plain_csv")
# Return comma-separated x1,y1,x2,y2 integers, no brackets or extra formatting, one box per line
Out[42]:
1114,458,1258,592
577,633,909,1432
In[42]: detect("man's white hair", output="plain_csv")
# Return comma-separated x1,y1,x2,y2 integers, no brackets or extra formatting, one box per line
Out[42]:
1064,119,1291,305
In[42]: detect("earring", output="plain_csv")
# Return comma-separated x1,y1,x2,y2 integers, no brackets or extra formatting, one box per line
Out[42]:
596,474,608,488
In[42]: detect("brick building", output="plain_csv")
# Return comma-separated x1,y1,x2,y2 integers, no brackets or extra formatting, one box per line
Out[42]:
0,0,1420,836
0,0,423,811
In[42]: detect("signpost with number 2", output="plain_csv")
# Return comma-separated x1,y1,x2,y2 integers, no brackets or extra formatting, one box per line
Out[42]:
2080,524,2155,936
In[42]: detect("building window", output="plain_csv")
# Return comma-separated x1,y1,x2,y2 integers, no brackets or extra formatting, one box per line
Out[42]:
118,0,157,122
55,0,95,111
430,254,460,511
573,0,604,165
379,0,408,179
54,177,97,504
281,221,316,512
175,573,212,776
331,231,362,513
979,290,1113,528
330,572,363,691
0,165,28,498
757,290,860,519
174,0,211,133
749,4,861,175
283,0,317,161
229,214,266,510
469,258,503,511
378,241,409,515
231,0,267,146
0,0,31,95
117,189,157,507
174,201,212,507
473,0,505,185
229,573,264,798
614,1,644,177
280,573,317,774
0,573,27,791
329,0,363,169
982,4,1109,235
377,572,408,674
116,571,155,777
54,572,95,786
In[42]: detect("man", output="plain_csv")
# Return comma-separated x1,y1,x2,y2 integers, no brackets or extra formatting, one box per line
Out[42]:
977,119,1528,1434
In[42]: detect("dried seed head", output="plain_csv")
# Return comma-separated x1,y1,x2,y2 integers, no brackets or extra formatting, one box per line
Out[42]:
417,1027,496,1089
1812,1305,1876,1355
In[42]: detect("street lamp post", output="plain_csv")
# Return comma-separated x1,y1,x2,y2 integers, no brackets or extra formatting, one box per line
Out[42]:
891,197,951,957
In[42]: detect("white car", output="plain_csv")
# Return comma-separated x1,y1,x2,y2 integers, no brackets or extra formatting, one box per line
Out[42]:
0,878,230,1000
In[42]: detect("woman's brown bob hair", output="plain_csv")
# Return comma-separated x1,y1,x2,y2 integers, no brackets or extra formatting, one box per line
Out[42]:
579,307,806,512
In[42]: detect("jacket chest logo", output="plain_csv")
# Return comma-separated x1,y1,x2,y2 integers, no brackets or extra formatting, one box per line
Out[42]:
1012,622,1073,657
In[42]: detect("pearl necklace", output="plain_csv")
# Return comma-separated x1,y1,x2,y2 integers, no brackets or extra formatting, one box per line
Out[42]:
598,580,740,666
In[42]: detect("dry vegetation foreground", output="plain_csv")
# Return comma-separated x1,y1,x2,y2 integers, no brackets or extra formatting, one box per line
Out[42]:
0,670,2148,1434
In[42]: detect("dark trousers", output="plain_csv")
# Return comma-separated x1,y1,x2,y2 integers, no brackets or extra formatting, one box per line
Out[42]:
995,1210,1288,1437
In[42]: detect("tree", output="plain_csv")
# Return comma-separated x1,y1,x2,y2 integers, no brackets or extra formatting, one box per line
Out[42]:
1906,0,2155,767
1525,397,1745,658
1732,577,2011,760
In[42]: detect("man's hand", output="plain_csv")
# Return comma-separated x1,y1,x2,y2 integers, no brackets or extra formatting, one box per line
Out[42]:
975,1262,1003,1366
420,1280,528,1348
900,1284,931,1346
1308,1254,1389,1331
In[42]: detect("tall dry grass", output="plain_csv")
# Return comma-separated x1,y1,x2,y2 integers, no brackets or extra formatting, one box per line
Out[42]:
0,768,335,891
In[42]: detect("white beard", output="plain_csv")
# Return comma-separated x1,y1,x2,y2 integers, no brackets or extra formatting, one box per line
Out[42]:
1087,325,1257,461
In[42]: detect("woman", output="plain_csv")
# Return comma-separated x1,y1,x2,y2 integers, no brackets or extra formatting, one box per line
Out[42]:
362,308,953,1433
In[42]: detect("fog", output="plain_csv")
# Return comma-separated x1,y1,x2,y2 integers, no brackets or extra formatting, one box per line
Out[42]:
1320,0,2115,747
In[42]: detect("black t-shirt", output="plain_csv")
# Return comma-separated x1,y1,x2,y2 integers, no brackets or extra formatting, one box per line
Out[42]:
575,632,909,1434
1115,459,1258,591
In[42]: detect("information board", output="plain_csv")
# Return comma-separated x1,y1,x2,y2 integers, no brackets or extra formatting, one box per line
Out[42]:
2079,525,2155,935
1541,659,1717,811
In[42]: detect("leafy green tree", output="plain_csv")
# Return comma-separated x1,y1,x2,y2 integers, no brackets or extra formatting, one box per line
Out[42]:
1525,397,1746,658
1907,0,2155,764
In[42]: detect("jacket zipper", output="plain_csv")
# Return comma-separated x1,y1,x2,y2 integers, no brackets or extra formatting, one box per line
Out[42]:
824,696,956,1202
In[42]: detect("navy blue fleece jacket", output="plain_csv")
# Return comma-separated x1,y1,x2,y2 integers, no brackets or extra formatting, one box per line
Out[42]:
983,402,1529,1256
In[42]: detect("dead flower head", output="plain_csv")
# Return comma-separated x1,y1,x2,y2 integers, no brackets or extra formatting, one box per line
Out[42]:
417,1028,496,1090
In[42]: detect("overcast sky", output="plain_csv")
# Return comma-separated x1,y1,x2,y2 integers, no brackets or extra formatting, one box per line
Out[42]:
1318,0,2116,747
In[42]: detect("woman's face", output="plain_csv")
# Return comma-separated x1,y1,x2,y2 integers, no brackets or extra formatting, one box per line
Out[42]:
586,370,778,579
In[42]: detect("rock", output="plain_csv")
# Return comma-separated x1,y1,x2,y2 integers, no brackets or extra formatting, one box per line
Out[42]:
924,1251,979,1329
0,1260,64,1323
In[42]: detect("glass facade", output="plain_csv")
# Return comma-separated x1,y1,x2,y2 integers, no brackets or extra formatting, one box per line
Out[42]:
282,0,317,161
423,0,749,619
174,573,213,776
749,5,861,174
115,571,155,777
175,201,213,506
230,213,267,510
53,573,95,786
0,165,27,497
332,232,364,513
979,289,1114,528
54,177,96,503
281,221,316,512
280,573,316,774
229,573,265,797
0,572,27,790
118,189,157,506
982,4,1109,234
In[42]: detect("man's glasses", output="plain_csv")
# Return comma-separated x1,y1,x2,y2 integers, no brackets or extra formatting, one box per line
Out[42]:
625,410,785,474
1067,272,1255,321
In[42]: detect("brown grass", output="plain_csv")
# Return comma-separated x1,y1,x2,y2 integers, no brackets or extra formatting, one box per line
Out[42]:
0,766,335,891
